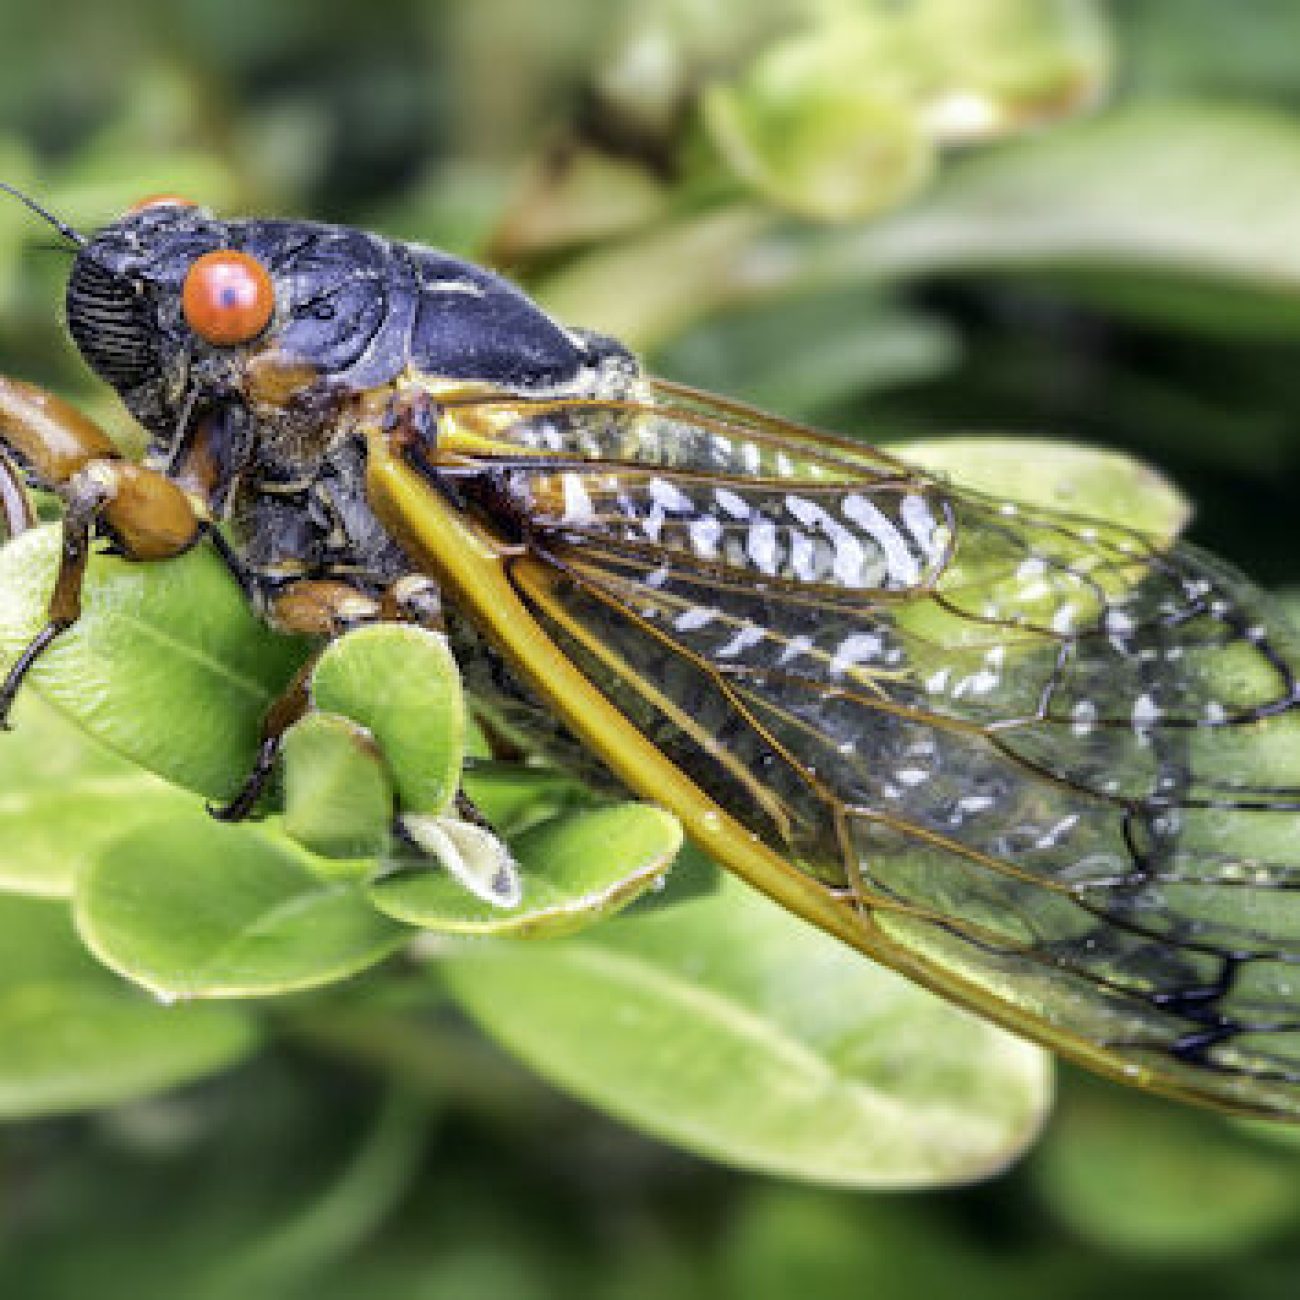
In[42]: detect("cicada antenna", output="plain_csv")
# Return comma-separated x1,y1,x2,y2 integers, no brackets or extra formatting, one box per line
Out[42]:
0,182,86,248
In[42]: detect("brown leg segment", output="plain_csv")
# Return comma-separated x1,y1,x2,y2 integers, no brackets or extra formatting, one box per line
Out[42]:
265,579,384,639
0,378,117,482
208,653,317,822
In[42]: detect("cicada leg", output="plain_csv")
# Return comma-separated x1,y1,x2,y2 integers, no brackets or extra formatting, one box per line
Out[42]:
208,572,444,822
206,649,318,823
0,379,203,727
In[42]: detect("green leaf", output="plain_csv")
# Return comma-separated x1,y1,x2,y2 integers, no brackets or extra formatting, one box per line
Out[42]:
0,893,258,1118
885,436,1191,544
1003,265,1300,341
823,103,1300,311
0,527,308,801
372,803,681,937
0,692,199,897
50,152,241,234
1232,1113,1300,1153
702,69,934,223
281,711,395,861
310,624,464,815
75,812,409,999
443,873,1050,1187
897,0,1111,139
201,1085,429,1297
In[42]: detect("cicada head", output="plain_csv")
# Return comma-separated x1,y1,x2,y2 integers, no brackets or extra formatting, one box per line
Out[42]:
56,195,419,471
64,198,267,434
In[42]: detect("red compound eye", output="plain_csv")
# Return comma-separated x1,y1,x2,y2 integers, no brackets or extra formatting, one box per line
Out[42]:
127,193,199,214
181,249,275,346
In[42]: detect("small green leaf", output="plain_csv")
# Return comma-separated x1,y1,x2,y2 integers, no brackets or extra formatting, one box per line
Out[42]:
281,711,395,861
0,894,258,1119
372,804,681,938
75,812,409,999
702,70,934,222
887,436,1191,544
443,873,1050,1187
489,148,673,259
903,0,1111,140
310,624,464,815
0,527,308,801
0,692,199,897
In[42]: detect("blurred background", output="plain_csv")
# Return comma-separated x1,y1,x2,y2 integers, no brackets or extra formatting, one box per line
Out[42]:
5,0,1300,1295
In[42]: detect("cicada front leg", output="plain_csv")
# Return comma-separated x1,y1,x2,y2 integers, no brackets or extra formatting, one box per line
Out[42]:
0,378,203,727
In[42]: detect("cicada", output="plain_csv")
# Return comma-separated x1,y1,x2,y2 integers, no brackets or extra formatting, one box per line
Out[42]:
2,187,1300,1120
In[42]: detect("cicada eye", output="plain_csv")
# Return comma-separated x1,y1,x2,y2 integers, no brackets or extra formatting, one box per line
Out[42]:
126,194,200,215
181,249,275,346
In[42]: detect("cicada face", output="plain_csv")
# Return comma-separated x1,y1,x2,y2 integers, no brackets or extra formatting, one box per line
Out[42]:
8,187,1300,1121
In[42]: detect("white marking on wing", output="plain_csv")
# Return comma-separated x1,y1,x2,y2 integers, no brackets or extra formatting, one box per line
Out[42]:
842,493,921,587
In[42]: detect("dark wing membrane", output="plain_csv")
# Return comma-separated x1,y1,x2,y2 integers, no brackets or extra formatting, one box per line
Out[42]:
439,383,1300,1115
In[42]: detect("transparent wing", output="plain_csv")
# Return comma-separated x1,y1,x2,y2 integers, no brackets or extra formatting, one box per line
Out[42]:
428,381,1300,1116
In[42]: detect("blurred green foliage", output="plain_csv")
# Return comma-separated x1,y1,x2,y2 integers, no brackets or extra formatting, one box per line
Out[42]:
6,0,1300,1295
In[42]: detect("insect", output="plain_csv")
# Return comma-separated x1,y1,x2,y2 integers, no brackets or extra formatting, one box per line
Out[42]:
2,187,1300,1121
